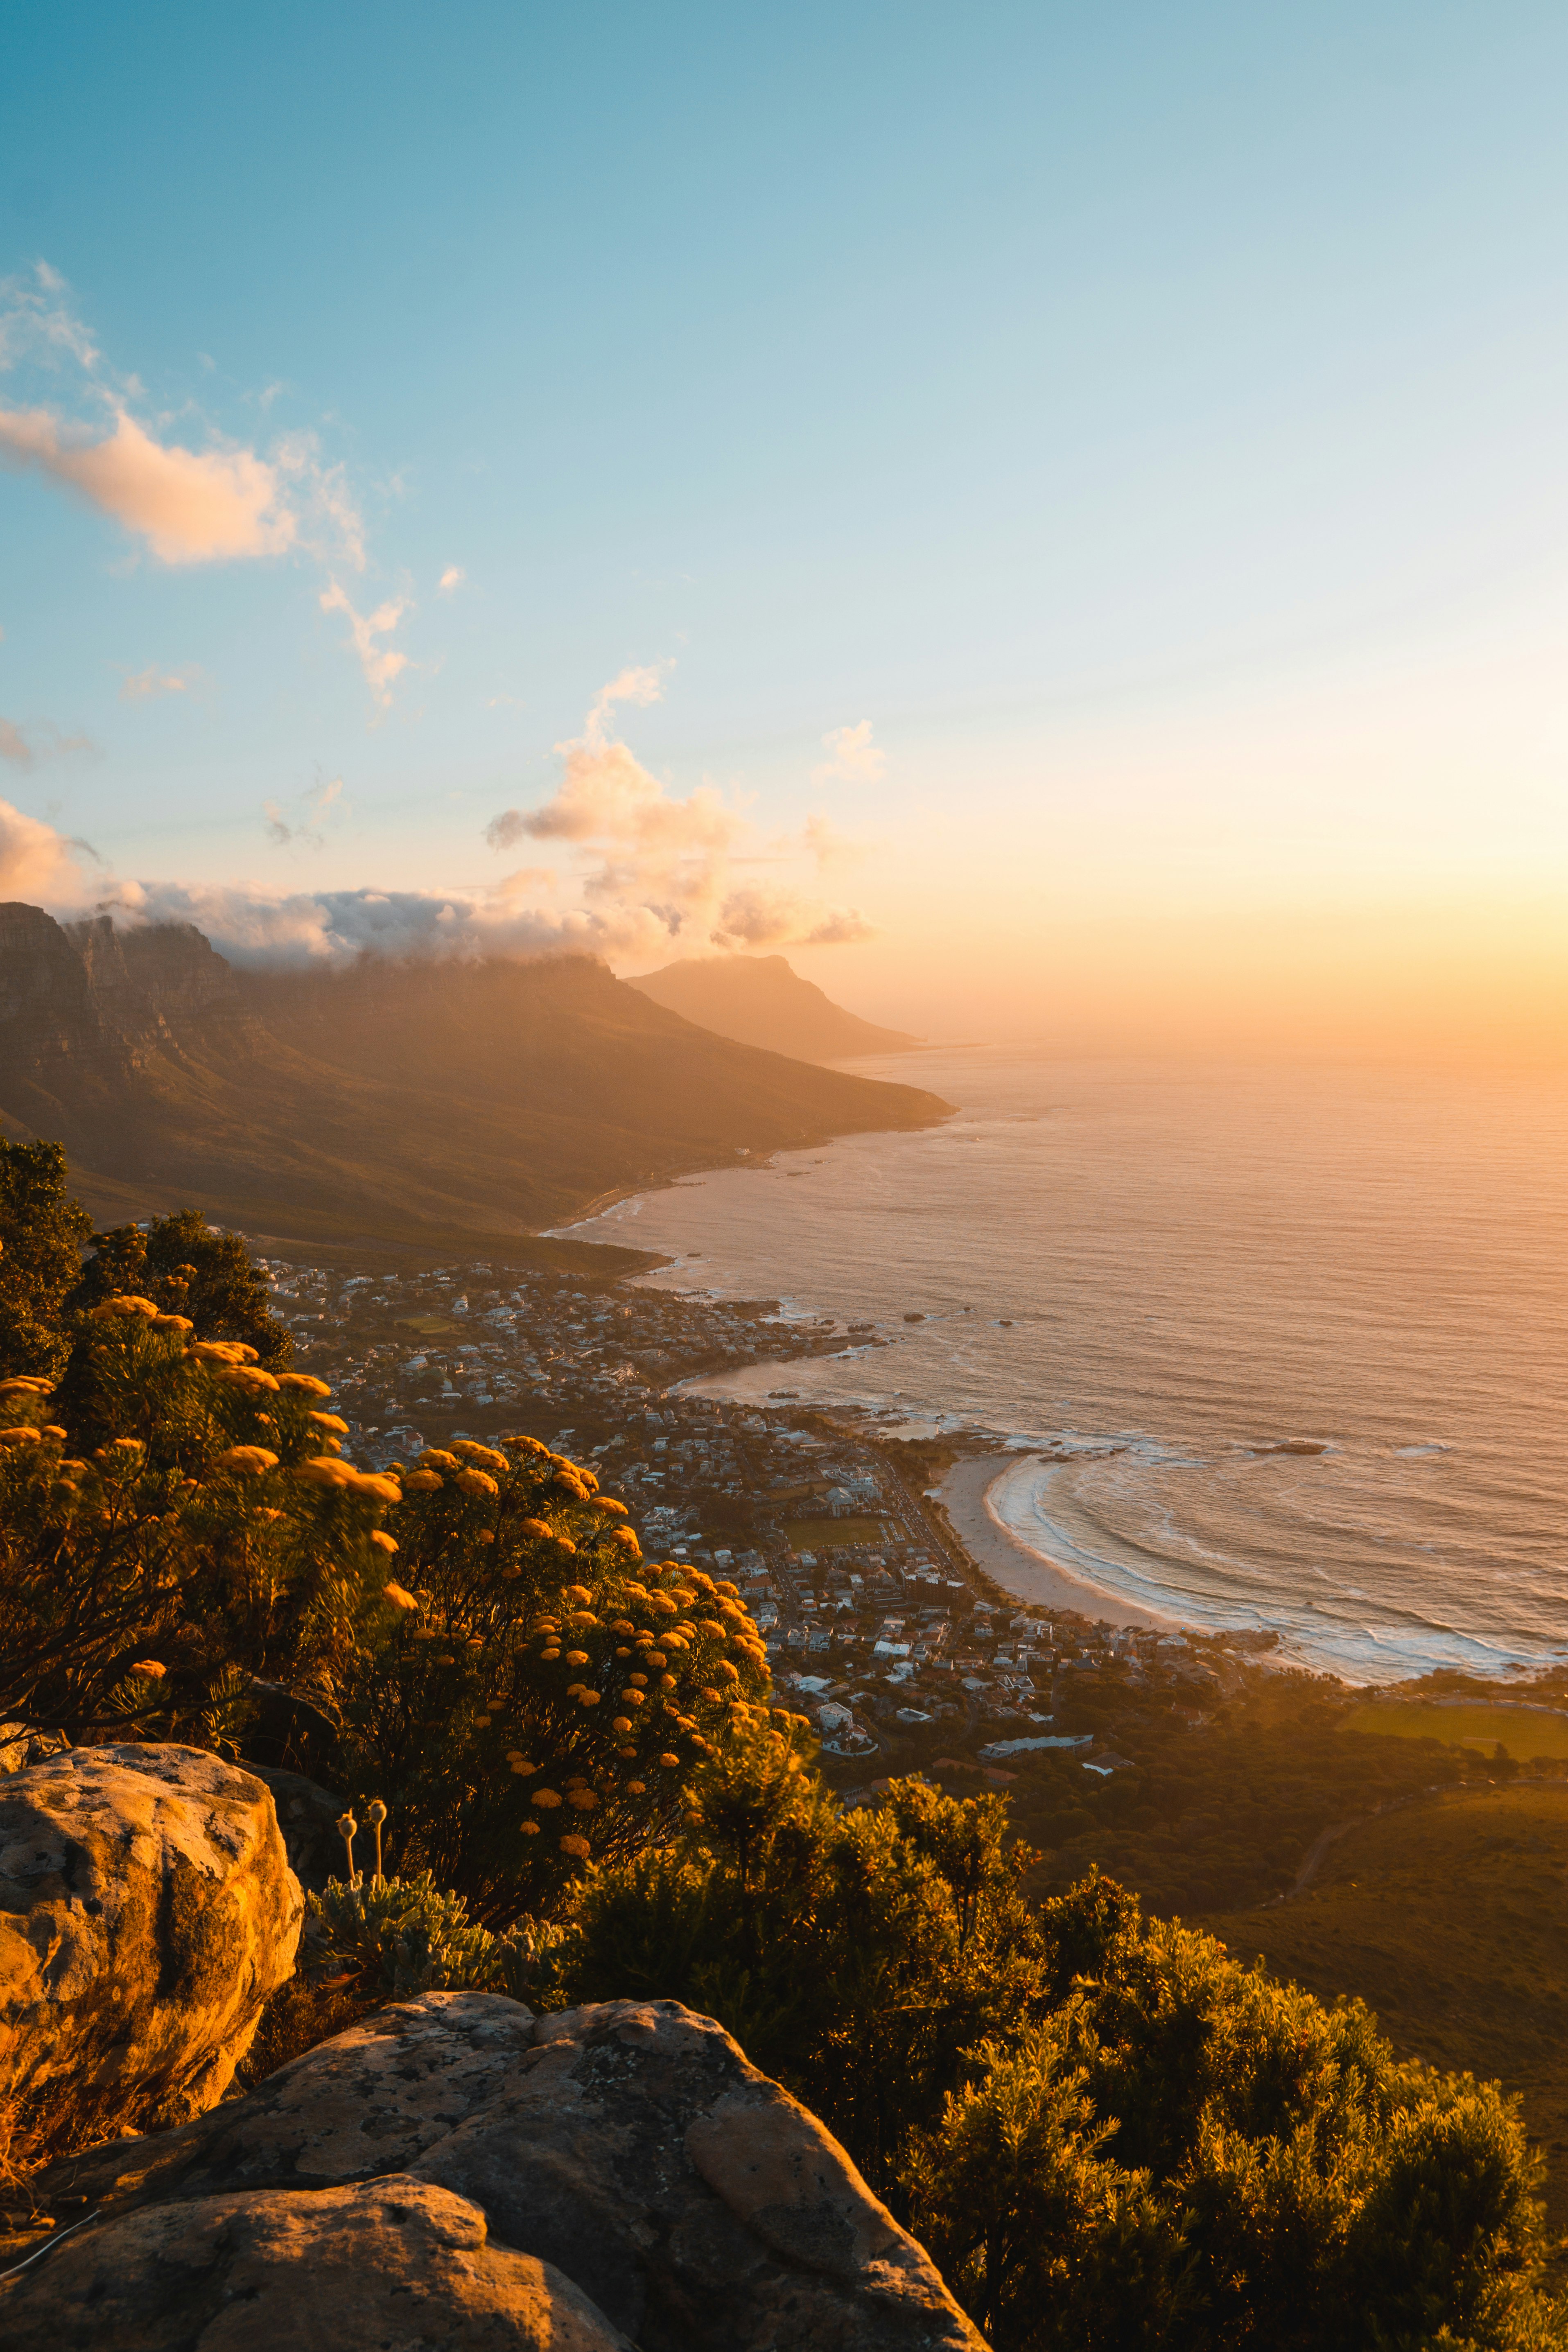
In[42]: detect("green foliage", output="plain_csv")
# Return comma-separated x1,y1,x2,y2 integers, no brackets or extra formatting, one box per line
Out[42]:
0,1139,94,1383
66,1209,291,1365
0,1286,775,1925
305,1871,561,2004
900,1882,1557,2352
57,1210,292,1443
0,1309,395,1737
557,1752,1050,2194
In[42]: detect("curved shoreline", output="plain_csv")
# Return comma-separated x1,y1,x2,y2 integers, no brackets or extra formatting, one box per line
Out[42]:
940,1455,1187,1633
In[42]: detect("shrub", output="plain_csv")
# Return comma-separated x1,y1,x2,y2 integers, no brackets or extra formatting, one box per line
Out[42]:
899,1878,1559,2352
0,1139,93,1384
556,1756,1050,2194
329,1446,772,1920
304,1871,563,2004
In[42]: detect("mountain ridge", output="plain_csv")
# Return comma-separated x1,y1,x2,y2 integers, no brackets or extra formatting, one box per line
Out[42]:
0,905,951,1251
627,952,919,1062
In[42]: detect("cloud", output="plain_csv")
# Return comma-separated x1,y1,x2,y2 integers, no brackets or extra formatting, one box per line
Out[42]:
262,775,346,850
0,796,91,896
119,663,201,702
0,714,97,768
319,581,409,705
438,565,465,596
813,718,886,786
479,668,872,960
103,878,596,969
0,405,295,564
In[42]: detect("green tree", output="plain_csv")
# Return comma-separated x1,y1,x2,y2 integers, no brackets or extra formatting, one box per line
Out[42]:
555,1765,1051,2197
0,1138,93,1382
898,1879,1559,2352
66,1208,291,1365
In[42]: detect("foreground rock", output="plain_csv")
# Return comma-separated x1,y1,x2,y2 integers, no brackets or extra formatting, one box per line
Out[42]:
16,1991,983,2352
0,2176,629,2352
0,1744,302,2151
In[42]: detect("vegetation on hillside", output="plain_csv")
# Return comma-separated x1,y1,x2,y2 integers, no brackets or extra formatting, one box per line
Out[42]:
1205,1785,1568,2248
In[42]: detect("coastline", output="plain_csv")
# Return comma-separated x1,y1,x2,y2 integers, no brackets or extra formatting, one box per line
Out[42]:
940,1454,1188,1634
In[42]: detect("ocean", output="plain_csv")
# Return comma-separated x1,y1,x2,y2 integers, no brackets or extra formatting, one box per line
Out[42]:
558,1050,1568,1683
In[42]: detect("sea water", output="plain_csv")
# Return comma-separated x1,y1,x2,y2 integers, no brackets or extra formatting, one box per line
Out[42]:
558,1051,1568,1682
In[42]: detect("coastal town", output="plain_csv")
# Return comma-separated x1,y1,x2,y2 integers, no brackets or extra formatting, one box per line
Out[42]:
260,1249,1258,1801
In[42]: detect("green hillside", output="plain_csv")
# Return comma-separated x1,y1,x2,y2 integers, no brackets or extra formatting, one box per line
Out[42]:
1204,1783,1568,2238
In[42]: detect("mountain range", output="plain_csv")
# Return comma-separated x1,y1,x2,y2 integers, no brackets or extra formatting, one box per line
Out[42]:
628,953,919,1062
0,905,950,1260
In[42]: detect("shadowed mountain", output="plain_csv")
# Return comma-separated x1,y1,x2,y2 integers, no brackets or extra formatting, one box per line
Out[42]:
0,905,951,1255
627,953,920,1064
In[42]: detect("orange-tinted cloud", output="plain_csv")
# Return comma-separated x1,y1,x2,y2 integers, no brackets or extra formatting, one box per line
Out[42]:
813,718,885,786
0,405,295,564
119,663,201,702
319,581,409,705
0,795,89,895
481,669,873,958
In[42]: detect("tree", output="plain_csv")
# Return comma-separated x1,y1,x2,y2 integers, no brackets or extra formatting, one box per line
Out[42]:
898,1877,1557,2352
66,1209,291,1365
555,1769,1051,2197
0,1139,93,1382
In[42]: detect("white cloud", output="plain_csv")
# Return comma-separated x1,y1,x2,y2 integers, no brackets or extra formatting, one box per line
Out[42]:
438,565,465,595
119,663,201,702
479,668,873,959
813,718,886,786
319,581,410,706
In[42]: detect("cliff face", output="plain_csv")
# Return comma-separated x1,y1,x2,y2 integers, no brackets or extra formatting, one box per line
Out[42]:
0,907,951,1246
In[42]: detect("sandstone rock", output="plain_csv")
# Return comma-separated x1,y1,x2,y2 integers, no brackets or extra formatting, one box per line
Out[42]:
0,2174,629,2351
0,1744,303,2150
27,1991,983,2352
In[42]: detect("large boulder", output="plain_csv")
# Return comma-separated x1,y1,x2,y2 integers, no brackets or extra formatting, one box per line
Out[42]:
16,1991,984,2352
0,2176,629,2352
0,1744,303,2150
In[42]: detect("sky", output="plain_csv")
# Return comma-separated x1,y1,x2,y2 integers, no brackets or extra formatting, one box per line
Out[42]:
1,2,1565,1057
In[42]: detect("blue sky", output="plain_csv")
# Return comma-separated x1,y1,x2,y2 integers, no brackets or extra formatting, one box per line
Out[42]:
2,3,1565,1048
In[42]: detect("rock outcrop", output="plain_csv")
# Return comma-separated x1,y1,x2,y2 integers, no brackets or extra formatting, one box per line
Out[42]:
1,2177,630,2352
15,1991,984,2352
0,1744,303,2150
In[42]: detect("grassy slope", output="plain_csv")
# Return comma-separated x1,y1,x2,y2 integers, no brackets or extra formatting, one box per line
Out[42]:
1203,1783,1568,2232
4,954,950,1247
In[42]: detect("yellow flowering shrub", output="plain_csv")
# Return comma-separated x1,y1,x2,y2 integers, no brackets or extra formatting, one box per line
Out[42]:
332,1431,773,1918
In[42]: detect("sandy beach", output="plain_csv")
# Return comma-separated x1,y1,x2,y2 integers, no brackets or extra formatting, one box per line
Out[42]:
940,1455,1186,1634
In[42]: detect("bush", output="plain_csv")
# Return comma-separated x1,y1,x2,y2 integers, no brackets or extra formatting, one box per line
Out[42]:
304,1871,563,2004
556,1756,1050,2194
0,1297,774,1923
900,1879,1559,2352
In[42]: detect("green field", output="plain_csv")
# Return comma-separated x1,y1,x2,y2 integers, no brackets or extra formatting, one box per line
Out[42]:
1204,1784,1568,2240
1344,1699,1568,1760
785,1515,891,1550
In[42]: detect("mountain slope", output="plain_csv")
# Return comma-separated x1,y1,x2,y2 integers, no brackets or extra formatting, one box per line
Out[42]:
627,953,919,1063
0,905,950,1248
